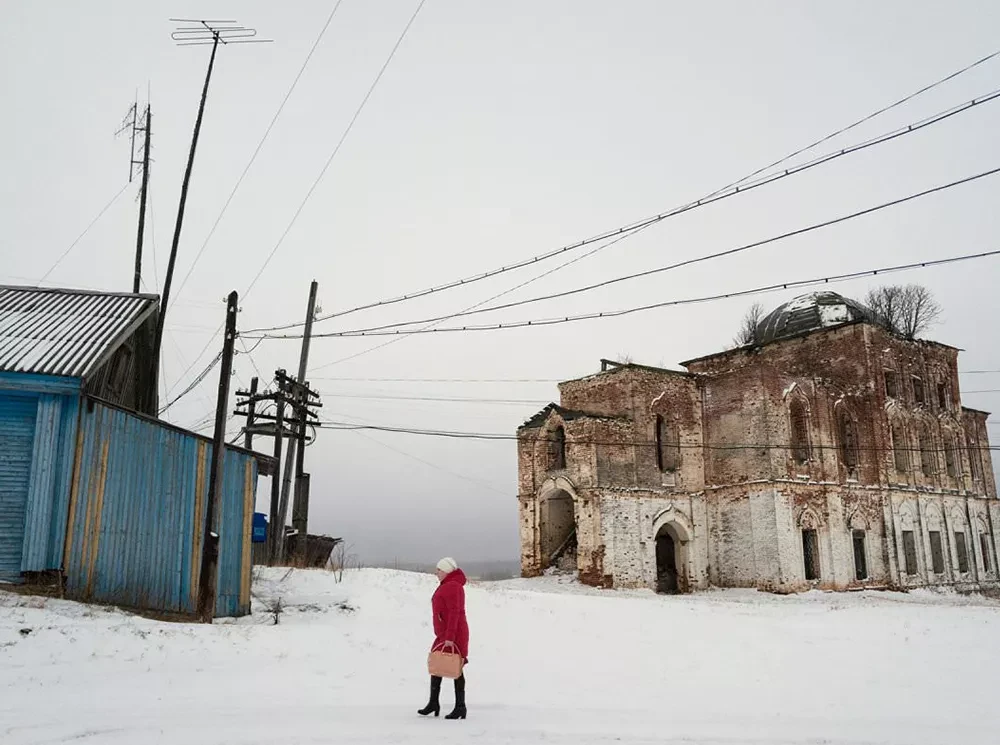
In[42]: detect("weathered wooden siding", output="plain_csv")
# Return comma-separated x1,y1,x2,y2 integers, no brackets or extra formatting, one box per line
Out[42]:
64,400,257,617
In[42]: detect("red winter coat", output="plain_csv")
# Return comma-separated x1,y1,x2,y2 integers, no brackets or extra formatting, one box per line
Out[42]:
431,569,469,660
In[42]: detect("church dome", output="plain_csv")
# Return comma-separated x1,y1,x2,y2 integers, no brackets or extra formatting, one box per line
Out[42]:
755,291,873,345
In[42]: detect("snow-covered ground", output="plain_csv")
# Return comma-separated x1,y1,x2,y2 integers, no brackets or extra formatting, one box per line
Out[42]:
2,568,999,744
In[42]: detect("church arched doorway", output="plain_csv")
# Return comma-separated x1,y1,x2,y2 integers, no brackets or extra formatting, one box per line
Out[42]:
540,489,576,570
655,522,688,594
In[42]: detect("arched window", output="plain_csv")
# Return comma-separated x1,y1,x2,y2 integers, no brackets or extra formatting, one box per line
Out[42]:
891,422,909,473
838,409,860,476
789,399,810,464
655,415,681,472
919,425,936,477
944,434,957,478
550,426,566,470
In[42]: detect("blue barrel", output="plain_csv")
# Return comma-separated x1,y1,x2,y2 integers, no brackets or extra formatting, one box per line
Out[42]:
252,512,268,543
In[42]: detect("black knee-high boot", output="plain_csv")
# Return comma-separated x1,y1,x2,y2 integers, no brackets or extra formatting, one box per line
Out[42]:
418,676,442,716
445,674,467,720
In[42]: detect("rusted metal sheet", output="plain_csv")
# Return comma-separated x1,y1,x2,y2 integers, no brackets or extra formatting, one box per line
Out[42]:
0,285,157,378
64,400,257,617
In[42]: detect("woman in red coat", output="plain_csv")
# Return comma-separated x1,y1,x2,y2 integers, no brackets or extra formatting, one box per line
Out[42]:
418,557,469,720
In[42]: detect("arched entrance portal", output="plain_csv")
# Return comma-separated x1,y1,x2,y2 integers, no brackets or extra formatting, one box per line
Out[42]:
654,522,689,594
540,489,576,570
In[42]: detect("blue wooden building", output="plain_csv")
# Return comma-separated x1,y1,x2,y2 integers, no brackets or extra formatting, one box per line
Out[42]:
0,285,266,617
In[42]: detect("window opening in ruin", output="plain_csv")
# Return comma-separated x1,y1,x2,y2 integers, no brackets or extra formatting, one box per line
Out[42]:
912,377,924,406
884,370,897,399
655,526,682,594
981,534,992,573
838,411,859,477
919,426,935,477
790,399,810,464
937,381,948,411
852,530,868,581
929,531,945,574
655,415,680,472
802,529,820,581
892,424,908,473
945,437,956,478
902,530,918,576
550,426,566,470
968,440,983,483
955,532,969,574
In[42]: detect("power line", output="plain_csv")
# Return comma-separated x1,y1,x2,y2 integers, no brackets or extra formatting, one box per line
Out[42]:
240,0,426,300
172,0,347,302
244,248,1000,340
39,182,132,283
256,78,1000,334
312,376,561,383
964,390,1000,394
320,392,550,405
347,426,508,496
279,164,1000,337
162,0,425,411
963,370,1000,375
292,86,1000,370
159,350,223,415
315,419,1000,453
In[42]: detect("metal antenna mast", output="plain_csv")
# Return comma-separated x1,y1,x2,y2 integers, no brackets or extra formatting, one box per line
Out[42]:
153,19,272,396
116,99,152,294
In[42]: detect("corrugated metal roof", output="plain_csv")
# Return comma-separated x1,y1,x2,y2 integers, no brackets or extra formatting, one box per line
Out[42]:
0,285,158,378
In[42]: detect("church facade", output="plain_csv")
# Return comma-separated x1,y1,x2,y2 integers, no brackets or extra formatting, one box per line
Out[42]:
516,292,998,593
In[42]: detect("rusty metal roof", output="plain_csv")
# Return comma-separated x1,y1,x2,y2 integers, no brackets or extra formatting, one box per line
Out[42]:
0,285,158,378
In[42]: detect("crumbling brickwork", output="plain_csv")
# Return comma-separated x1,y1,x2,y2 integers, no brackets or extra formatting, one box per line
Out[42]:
516,293,997,594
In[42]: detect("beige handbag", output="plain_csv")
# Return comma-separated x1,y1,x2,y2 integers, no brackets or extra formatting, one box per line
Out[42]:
428,641,464,679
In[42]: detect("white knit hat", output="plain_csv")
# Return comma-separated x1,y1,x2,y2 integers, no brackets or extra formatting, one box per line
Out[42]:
436,557,458,574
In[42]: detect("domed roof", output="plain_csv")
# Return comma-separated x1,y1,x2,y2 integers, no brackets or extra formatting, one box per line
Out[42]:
755,291,873,345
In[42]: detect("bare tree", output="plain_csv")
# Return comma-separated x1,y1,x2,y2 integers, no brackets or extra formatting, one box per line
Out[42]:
732,302,765,347
864,284,942,339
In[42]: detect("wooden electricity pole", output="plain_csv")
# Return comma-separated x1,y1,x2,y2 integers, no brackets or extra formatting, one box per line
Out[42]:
132,104,152,294
197,289,238,623
243,376,259,450
154,32,221,375
275,280,318,563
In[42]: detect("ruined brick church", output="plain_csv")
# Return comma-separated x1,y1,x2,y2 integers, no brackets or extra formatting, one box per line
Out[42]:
517,291,997,593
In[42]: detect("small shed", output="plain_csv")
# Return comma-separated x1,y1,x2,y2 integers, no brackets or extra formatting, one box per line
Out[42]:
0,285,264,617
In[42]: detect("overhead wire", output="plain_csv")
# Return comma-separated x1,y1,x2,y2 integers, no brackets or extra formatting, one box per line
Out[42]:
39,182,132,283
241,0,427,300
163,0,425,410
300,81,1000,370
340,417,508,496
245,248,1000,339
312,377,562,383
315,419,1000,454
269,162,1000,338
319,392,550,405
258,71,1000,334
172,0,348,302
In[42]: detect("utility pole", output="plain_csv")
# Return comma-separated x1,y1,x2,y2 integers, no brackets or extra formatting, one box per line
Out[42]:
155,30,221,378
133,104,152,294
197,290,238,623
153,19,271,388
243,376,258,450
269,389,285,563
275,280,318,563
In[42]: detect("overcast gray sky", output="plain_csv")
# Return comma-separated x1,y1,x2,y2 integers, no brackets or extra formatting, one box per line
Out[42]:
3,1,1000,565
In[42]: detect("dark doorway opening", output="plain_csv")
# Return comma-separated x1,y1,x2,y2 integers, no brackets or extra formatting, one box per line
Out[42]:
852,530,868,581
802,529,820,581
655,524,688,594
